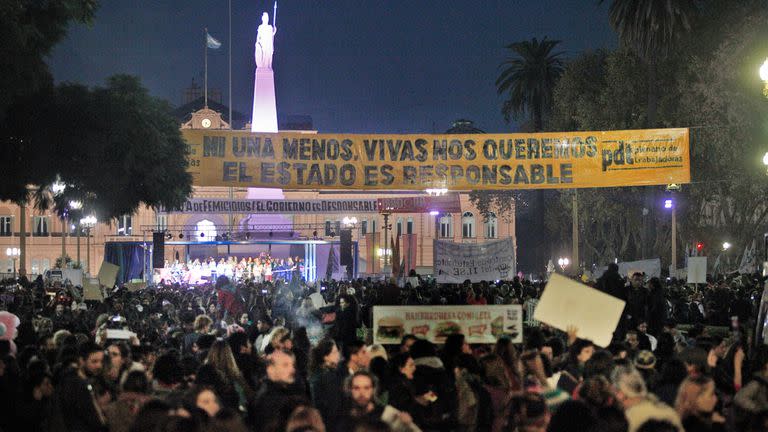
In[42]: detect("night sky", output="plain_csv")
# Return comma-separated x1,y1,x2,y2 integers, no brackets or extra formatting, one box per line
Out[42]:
49,0,616,134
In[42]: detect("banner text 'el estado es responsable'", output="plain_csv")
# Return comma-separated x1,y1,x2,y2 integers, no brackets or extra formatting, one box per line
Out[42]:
181,129,690,190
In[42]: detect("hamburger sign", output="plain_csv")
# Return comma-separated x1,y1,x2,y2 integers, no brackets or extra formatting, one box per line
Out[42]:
373,305,523,345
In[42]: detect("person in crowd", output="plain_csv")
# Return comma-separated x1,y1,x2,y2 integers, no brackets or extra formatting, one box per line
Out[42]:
189,385,221,417
151,351,184,400
733,345,768,429
652,358,689,407
250,315,273,355
309,338,344,424
508,392,550,432
410,339,456,430
227,331,260,389
480,354,515,432
339,370,421,432
634,350,659,390
495,337,523,392
611,365,683,432
54,341,107,432
105,341,143,389
103,370,152,432
16,358,54,432
557,339,595,394
205,339,254,413
400,335,417,354
674,375,726,432
184,314,212,354
285,405,327,432
333,294,359,351
251,349,307,432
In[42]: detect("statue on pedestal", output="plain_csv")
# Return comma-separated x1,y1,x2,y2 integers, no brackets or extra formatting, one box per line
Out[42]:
255,12,276,70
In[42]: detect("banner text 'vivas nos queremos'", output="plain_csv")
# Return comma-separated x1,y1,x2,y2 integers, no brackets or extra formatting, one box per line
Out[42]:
181,129,690,190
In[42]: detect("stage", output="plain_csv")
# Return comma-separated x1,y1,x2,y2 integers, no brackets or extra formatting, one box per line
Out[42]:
103,238,358,285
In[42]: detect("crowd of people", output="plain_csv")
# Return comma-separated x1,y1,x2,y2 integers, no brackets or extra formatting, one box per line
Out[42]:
157,254,304,285
0,263,766,432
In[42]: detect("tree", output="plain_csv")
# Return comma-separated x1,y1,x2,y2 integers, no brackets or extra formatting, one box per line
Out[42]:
0,0,97,123
600,0,696,127
3,75,193,221
495,37,565,131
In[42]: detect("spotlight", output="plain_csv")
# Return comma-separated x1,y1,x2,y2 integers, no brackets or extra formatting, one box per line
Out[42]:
178,233,184,239
165,233,173,240
200,232,205,238
245,232,251,240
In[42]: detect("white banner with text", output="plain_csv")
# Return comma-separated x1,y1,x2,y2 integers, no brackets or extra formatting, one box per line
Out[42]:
434,238,515,283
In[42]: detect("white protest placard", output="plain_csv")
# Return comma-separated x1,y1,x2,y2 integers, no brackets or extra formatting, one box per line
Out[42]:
534,273,625,347
98,262,120,288
373,305,523,345
434,238,515,283
105,329,136,340
687,256,707,284
83,279,103,301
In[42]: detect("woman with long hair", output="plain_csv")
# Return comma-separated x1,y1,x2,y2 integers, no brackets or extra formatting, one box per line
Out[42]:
494,337,523,392
675,375,725,432
481,354,515,432
205,340,253,413
308,338,342,425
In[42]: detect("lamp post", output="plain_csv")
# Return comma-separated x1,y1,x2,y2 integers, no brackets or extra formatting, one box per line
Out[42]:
665,184,680,274
80,215,97,275
557,257,570,273
381,210,391,272
69,201,83,268
342,217,357,279
52,181,66,262
760,58,768,96
6,247,19,278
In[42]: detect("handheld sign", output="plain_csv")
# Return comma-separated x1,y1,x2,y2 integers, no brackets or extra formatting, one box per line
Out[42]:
534,273,625,347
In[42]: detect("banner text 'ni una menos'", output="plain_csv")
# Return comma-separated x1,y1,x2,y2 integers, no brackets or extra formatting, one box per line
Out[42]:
181,129,690,190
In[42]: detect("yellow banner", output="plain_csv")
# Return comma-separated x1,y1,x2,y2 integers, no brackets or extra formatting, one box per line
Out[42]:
181,128,690,190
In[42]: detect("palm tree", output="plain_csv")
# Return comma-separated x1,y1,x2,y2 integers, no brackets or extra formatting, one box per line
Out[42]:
496,37,564,131
600,0,697,127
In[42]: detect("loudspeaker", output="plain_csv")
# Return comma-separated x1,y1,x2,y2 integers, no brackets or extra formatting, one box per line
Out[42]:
152,232,165,268
340,230,353,268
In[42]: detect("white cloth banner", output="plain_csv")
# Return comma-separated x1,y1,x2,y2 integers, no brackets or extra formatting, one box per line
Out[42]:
434,238,515,283
373,305,523,345
598,258,661,278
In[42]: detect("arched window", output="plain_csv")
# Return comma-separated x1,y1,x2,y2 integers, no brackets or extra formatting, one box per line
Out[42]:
439,213,453,238
462,211,475,238
195,219,217,241
485,212,498,239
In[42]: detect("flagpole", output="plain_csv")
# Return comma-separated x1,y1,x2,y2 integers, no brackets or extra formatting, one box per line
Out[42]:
204,28,208,108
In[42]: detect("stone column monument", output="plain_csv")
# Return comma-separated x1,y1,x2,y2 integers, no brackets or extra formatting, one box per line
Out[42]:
251,11,278,133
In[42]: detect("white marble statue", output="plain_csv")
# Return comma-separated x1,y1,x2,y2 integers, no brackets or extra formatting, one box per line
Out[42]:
255,12,276,69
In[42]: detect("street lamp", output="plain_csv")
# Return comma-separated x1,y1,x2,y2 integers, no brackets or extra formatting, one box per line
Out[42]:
342,216,358,228
557,257,570,272
80,215,97,275
6,247,19,278
722,242,732,251
69,201,83,268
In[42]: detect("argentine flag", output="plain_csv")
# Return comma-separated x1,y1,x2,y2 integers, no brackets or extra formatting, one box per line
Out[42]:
206,32,222,49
